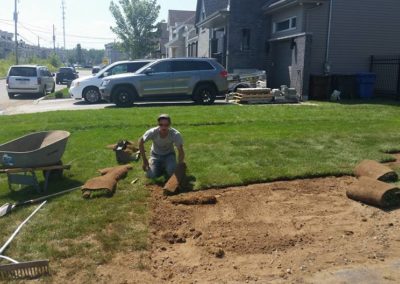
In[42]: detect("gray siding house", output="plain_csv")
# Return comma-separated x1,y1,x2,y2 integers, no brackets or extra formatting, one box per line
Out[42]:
195,0,267,73
264,0,400,96
165,10,196,58
192,0,400,97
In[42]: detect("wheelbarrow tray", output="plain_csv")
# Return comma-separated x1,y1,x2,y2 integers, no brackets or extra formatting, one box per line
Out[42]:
0,131,70,168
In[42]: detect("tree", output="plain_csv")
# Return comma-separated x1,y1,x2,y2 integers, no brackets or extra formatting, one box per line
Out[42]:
109,0,161,59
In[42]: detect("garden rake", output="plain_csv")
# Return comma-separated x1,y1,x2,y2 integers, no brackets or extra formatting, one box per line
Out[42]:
0,201,50,280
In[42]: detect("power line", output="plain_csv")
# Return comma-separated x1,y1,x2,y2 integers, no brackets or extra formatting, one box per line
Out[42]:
1,19,115,41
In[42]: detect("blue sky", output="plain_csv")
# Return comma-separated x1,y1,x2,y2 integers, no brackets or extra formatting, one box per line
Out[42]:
0,0,197,49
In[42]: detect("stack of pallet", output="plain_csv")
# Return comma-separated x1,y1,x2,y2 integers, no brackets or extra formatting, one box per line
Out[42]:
232,88,274,104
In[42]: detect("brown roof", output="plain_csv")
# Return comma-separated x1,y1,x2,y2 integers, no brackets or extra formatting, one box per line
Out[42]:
168,10,196,27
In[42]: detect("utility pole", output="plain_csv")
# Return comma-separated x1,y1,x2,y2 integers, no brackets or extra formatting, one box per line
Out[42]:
53,24,56,52
61,0,66,50
37,36,40,48
14,0,18,64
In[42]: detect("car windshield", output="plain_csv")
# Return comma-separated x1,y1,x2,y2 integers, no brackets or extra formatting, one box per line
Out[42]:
96,65,116,77
9,67,37,77
135,61,157,74
60,68,73,73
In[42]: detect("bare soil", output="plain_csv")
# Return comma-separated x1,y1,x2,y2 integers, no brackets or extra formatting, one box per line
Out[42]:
146,176,400,283
50,155,400,283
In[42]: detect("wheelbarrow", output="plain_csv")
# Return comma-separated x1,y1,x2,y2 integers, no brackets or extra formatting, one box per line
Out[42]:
0,131,71,193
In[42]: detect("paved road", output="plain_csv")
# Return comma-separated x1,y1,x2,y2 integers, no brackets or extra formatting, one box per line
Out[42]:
0,69,92,113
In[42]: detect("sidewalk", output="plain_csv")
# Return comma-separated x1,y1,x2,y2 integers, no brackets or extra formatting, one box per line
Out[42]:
2,98,111,115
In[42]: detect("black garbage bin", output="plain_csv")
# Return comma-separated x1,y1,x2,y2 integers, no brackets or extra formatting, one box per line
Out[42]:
309,75,332,100
331,74,358,100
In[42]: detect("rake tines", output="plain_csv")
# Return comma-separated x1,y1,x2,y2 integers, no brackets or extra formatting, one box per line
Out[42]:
0,260,49,280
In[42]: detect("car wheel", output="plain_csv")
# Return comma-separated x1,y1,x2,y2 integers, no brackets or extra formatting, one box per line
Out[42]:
8,93,15,99
114,86,135,107
193,84,216,105
84,87,101,104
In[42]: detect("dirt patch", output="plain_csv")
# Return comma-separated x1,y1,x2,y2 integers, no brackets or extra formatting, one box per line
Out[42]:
148,176,400,283
47,154,400,283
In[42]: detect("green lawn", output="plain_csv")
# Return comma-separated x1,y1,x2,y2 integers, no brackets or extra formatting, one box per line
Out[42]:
44,88,70,100
0,101,399,279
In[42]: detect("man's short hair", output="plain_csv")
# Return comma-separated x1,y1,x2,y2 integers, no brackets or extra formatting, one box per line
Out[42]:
157,114,171,124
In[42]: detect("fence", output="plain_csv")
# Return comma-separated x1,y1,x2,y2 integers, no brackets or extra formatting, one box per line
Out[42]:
370,55,400,99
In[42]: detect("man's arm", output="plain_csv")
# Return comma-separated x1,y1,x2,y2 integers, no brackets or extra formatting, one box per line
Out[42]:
177,145,185,164
139,137,149,171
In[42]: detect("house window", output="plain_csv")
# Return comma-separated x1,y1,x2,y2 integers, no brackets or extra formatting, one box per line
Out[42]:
241,29,251,51
273,17,297,33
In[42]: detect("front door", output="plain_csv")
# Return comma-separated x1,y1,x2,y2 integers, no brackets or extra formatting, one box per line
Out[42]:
270,40,292,88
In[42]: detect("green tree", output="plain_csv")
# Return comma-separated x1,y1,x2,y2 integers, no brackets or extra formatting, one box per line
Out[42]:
48,53,61,68
109,0,161,59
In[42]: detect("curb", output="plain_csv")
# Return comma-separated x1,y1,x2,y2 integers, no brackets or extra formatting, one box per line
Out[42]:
34,96,47,104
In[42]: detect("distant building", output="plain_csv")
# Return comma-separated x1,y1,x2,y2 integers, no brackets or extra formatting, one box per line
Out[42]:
165,10,196,58
0,30,13,41
104,42,127,64
156,22,169,58
0,30,14,59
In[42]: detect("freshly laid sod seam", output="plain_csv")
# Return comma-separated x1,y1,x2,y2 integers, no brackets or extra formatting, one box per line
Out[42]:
0,101,399,280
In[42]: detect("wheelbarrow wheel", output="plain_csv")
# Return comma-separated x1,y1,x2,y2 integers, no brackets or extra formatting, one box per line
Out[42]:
43,161,64,181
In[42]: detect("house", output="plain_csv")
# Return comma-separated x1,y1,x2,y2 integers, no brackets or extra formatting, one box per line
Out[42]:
165,10,196,58
156,22,169,58
194,0,400,98
194,0,267,73
104,42,127,64
262,0,400,97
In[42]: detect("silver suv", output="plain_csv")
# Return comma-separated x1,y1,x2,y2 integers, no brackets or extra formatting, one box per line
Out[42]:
6,65,55,99
99,58,229,107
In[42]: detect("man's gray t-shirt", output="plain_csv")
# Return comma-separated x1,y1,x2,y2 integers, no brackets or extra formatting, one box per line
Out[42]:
142,127,183,155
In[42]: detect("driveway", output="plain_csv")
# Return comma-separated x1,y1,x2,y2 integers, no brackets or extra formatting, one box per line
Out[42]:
0,69,92,114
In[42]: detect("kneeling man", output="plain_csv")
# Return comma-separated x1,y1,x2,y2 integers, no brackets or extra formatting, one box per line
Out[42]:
139,114,185,179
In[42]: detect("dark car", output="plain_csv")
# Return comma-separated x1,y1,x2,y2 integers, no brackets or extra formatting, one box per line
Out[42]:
92,66,101,74
56,67,79,85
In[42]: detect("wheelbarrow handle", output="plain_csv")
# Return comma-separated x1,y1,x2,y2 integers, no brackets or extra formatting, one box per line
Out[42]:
14,186,82,207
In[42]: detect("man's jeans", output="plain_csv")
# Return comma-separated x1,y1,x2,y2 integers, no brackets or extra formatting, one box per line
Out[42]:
147,152,176,179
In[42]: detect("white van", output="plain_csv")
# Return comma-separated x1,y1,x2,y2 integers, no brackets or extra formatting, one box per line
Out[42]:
6,65,55,99
69,60,152,104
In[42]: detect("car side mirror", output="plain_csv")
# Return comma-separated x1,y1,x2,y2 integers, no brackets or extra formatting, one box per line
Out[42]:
103,71,110,77
144,68,154,75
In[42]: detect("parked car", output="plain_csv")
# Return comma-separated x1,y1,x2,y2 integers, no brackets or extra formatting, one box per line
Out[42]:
56,67,79,85
69,60,153,104
92,66,102,74
99,58,229,107
6,65,55,99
